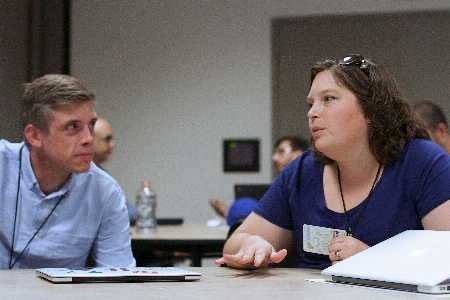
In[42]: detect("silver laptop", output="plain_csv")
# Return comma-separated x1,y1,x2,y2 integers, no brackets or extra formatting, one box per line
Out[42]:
36,267,201,283
321,230,450,294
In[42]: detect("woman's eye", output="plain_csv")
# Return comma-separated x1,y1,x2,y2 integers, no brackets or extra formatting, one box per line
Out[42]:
324,95,335,101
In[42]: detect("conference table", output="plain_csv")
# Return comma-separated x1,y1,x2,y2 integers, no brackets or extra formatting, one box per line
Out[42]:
1,267,438,299
130,223,229,267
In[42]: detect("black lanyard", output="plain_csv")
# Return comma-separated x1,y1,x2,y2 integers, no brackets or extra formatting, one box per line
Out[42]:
337,164,381,237
9,145,66,269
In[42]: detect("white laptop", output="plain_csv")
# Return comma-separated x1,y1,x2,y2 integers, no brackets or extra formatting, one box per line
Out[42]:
321,230,450,294
36,267,201,283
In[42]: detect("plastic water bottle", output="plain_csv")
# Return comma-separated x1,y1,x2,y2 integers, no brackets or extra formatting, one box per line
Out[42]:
135,181,157,232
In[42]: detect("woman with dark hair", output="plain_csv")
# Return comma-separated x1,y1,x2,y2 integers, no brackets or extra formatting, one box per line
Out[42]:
215,54,450,270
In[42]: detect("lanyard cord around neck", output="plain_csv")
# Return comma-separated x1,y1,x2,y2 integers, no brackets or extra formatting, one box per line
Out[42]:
337,164,381,237
9,145,66,269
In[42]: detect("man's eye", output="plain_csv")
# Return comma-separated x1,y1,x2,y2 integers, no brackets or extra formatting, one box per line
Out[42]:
68,124,79,130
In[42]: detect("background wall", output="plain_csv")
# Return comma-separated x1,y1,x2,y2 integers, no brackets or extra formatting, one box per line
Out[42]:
272,11,450,147
0,1,70,141
72,1,277,223
2,1,445,224
0,1,30,141
70,0,450,223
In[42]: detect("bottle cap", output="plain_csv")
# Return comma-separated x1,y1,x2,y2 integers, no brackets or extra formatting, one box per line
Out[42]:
140,181,152,188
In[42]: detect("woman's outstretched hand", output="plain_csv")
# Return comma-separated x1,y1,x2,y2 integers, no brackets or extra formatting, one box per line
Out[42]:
214,234,287,268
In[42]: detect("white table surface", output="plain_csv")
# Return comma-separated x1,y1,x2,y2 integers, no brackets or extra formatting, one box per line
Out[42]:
1,267,442,300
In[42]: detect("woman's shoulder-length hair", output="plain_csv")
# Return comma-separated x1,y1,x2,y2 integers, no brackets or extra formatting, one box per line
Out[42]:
310,57,429,165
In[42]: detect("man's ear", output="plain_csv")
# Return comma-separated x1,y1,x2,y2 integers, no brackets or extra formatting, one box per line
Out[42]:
24,124,44,148
293,149,304,159
436,122,448,135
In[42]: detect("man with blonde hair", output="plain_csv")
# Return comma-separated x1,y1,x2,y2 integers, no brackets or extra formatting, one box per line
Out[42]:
0,74,135,269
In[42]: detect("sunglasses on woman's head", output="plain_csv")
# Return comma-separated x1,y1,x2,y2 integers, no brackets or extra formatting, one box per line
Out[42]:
336,54,369,76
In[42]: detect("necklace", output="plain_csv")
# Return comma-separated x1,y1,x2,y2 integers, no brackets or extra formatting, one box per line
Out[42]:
337,164,381,237
9,145,66,269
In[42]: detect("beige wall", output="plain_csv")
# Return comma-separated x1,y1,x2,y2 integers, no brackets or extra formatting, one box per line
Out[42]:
273,11,450,145
69,1,450,223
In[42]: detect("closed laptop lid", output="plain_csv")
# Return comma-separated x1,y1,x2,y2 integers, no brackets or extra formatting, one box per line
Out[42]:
321,230,450,287
36,267,201,283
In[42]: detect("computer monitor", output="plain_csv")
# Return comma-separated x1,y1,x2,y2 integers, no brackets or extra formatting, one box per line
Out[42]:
223,139,259,172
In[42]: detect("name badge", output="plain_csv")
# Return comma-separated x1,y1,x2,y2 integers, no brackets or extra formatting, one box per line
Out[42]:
303,224,346,255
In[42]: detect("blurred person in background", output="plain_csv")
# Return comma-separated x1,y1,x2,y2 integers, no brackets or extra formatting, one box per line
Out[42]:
413,101,450,154
272,136,310,173
93,117,138,224
209,136,310,219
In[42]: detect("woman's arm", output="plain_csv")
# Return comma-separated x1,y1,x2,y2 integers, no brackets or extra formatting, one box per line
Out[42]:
215,212,293,269
422,200,450,230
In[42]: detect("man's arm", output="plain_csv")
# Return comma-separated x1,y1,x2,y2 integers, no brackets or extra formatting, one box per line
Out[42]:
91,188,136,267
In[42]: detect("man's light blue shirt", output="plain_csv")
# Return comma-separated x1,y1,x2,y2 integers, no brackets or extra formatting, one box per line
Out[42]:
0,140,136,269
